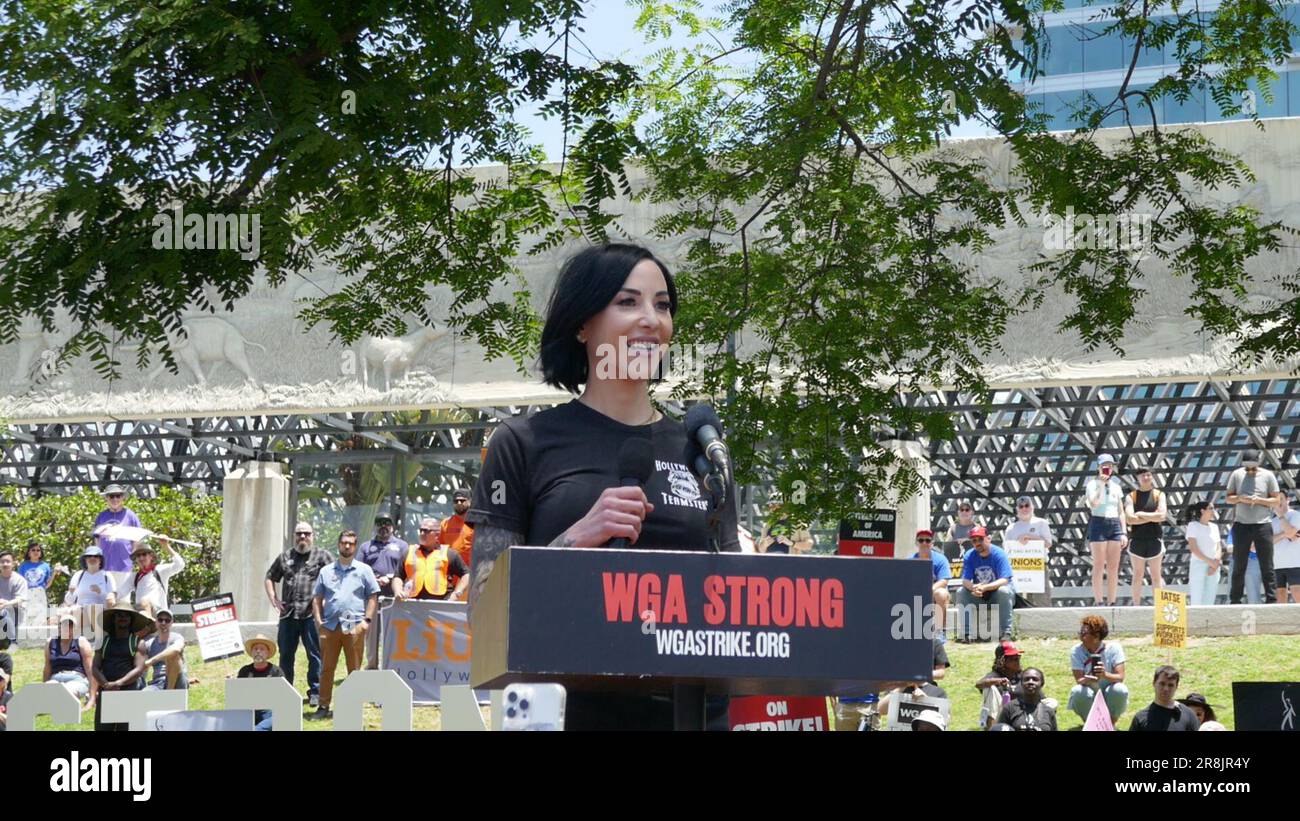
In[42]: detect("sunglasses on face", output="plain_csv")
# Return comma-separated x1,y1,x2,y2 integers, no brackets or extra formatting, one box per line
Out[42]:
107,494,123,499
917,538,933,544
1017,504,1032,509
959,508,972,513
418,527,436,533
295,532,312,537
157,617,172,624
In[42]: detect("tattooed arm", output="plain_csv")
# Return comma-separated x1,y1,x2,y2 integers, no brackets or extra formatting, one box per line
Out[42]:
465,526,586,618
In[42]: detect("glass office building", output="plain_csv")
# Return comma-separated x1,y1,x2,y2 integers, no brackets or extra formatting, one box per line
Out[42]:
1019,1,1300,129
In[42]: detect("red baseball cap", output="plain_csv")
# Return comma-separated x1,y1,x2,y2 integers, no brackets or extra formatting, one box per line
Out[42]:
996,640,1022,658
916,529,934,538
969,526,988,538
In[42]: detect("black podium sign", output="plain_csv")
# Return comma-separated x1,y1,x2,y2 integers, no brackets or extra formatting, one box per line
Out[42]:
471,547,932,696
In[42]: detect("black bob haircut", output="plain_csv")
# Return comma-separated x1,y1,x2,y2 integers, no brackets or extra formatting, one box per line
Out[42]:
540,244,678,394
1184,499,1212,524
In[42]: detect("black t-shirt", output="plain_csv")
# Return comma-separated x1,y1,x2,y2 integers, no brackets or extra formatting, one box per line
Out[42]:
1129,702,1200,731
998,697,1057,731
467,401,741,552
237,663,284,678
1131,489,1162,541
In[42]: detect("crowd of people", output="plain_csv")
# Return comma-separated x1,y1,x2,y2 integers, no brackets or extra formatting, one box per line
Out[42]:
917,450,1298,622
0,484,477,730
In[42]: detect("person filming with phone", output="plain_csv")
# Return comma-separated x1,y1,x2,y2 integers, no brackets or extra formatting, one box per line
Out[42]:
1066,614,1128,723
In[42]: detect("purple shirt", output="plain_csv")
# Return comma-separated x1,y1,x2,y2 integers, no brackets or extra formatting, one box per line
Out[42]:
94,507,142,573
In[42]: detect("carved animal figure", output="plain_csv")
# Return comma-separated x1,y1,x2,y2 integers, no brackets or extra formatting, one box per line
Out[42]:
358,326,448,391
144,316,266,385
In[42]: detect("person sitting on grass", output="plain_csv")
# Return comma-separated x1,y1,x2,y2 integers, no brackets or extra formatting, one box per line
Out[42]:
1066,614,1129,724
237,634,284,732
44,611,98,710
993,667,1057,731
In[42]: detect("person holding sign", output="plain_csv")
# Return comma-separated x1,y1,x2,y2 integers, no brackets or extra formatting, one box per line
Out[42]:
1123,466,1167,606
123,537,185,616
1129,666,1199,731
1183,500,1222,606
1084,454,1127,606
1003,496,1053,607
955,527,1014,642
1066,615,1129,723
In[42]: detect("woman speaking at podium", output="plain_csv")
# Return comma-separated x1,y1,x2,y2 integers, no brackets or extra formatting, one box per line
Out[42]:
466,243,740,730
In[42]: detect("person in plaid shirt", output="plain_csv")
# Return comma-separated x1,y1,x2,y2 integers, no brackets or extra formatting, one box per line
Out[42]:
264,522,331,708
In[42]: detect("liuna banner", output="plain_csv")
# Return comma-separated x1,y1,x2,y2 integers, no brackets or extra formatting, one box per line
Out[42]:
381,599,485,704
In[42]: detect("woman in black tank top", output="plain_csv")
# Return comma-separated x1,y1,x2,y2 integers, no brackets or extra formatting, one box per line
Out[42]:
1123,466,1167,606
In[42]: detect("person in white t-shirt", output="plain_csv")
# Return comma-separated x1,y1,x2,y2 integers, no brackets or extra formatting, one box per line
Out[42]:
64,546,118,609
1003,496,1054,607
1184,500,1222,606
1271,493,1300,604
1084,454,1128,606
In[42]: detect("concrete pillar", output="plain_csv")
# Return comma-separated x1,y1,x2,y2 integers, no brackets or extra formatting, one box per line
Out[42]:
882,438,932,552
221,459,291,623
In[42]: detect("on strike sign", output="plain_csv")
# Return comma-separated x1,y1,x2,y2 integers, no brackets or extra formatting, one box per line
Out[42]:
191,592,245,661
729,696,831,731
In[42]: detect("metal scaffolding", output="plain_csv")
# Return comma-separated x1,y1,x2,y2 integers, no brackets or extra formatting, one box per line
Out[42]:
3,378,1297,605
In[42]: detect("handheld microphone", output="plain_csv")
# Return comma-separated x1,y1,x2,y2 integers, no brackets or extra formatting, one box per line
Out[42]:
611,437,655,549
685,404,730,483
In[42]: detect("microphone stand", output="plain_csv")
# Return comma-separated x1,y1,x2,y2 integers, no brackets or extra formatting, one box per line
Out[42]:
675,465,728,730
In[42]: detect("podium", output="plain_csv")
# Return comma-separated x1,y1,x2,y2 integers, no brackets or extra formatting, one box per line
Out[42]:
471,547,934,707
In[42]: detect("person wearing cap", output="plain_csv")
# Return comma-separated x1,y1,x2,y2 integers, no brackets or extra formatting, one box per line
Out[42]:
1177,692,1217,726
1129,665,1199,731
64,545,118,609
93,483,145,596
943,500,983,557
975,640,1022,728
955,526,1015,642
395,517,470,602
44,611,98,708
912,529,951,636
265,521,331,707
1123,465,1168,607
309,530,379,720
911,709,945,731
139,607,188,691
1271,492,1300,604
995,667,1056,731
1184,499,1223,606
237,634,284,731
1003,495,1055,607
92,605,155,731
0,549,28,640
440,488,477,575
358,513,408,670
122,536,186,616
1084,453,1128,606
1225,448,1283,604
1067,614,1129,723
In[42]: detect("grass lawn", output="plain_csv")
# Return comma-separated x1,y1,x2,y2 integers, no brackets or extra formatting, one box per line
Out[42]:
7,634,1298,730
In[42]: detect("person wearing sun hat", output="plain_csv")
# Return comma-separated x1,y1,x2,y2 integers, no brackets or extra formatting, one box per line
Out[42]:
91,604,155,731
123,537,186,616
65,545,118,609
238,634,284,731
1177,692,1217,725
911,709,946,731
44,610,97,708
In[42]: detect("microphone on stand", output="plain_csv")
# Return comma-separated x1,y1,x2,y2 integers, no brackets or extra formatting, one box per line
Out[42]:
685,404,731,487
610,437,655,549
